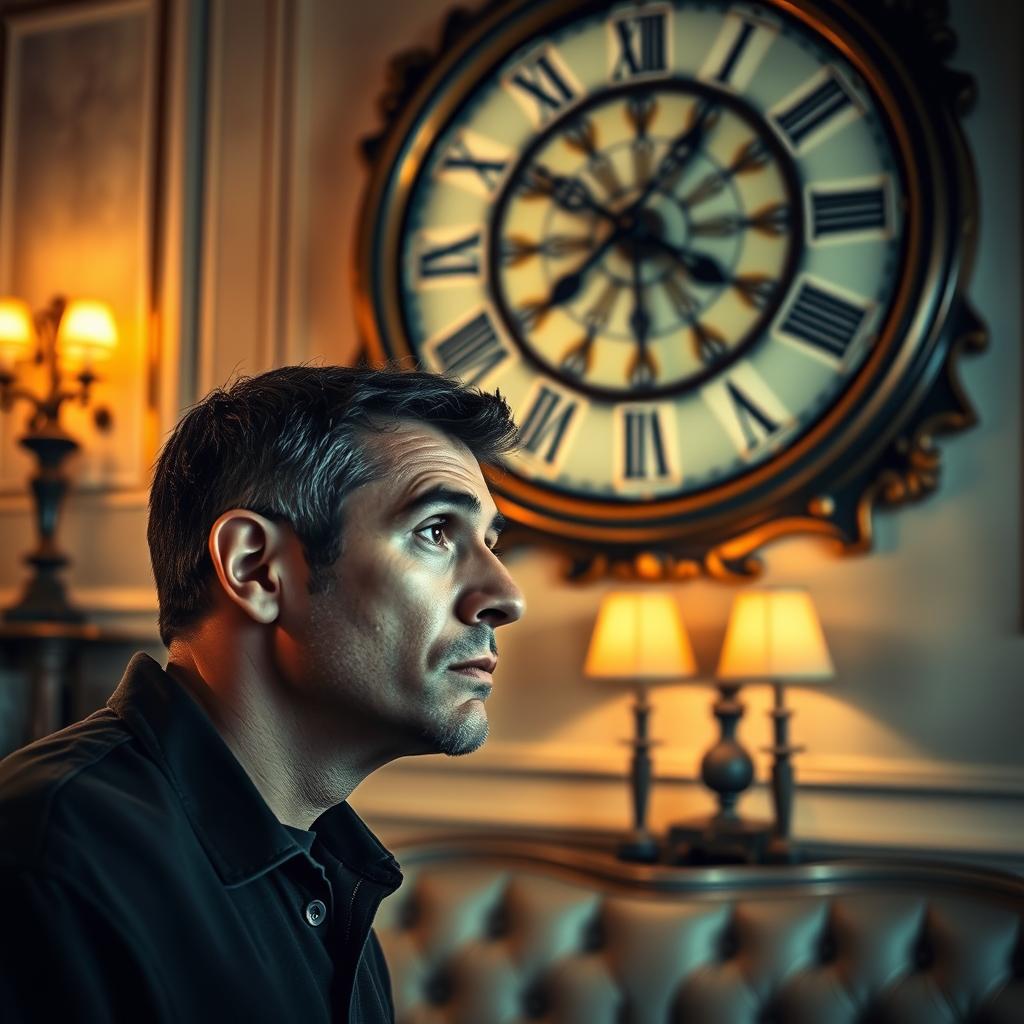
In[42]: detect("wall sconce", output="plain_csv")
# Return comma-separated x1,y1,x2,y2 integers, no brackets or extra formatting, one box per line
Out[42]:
0,295,117,622
717,587,834,859
585,591,697,863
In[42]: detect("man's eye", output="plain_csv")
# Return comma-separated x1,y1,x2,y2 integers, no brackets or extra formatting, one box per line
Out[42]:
416,520,451,548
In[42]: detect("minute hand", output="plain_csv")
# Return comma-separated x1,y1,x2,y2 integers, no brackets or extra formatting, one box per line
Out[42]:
546,226,627,307
631,103,718,211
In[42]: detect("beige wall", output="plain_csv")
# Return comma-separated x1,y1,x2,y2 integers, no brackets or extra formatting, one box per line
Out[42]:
0,0,1021,861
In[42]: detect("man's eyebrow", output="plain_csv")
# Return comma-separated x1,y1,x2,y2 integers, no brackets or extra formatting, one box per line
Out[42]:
397,485,506,537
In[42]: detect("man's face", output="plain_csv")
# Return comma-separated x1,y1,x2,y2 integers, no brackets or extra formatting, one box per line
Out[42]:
279,421,525,761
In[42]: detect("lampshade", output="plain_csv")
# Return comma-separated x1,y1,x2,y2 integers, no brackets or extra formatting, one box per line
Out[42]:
585,591,698,682
717,588,834,682
56,299,118,364
0,297,35,363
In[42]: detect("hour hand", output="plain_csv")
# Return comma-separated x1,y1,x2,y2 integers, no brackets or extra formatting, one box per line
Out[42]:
652,238,730,286
528,164,619,223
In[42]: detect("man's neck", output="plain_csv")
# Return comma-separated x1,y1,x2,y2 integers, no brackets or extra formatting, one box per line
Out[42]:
165,639,370,830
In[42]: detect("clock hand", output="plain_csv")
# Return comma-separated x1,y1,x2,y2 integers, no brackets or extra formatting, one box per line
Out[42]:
545,227,625,307
650,237,731,286
629,253,651,349
530,164,620,224
628,250,657,389
629,101,719,213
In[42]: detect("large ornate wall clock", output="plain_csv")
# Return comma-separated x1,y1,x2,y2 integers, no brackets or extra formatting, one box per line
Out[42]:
355,0,985,579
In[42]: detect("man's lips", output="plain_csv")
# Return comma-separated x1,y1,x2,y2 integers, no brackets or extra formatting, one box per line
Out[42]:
449,656,497,680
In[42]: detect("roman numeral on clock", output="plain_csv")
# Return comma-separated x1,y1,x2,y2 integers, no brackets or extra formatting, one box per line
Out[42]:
611,8,668,79
810,186,888,238
699,14,775,91
712,20,754,83
431,312,510,387
517,385,579,465
441,137,508,194
622,408,671,480
773,71,858,150
703,368,790,456
507,51,577,124
779,281,869,359
417,232,482,279
726,381,780,451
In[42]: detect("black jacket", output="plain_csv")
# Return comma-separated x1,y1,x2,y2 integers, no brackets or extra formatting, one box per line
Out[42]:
0,652,402,1023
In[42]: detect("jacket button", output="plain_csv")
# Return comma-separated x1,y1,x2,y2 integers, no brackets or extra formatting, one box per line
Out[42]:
305,899,327,927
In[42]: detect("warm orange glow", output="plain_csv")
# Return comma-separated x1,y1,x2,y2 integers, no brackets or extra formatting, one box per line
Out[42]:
717,588,834,682
0,296,35,363
57,299,118,365
585,591,698,682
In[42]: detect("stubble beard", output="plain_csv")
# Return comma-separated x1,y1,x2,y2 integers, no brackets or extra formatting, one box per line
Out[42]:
421,701,489,757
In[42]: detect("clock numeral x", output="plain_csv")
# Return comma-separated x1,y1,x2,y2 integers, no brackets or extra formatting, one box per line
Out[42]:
442,139,508,193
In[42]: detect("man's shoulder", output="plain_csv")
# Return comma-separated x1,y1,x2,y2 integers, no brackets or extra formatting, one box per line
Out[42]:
0,708,177,873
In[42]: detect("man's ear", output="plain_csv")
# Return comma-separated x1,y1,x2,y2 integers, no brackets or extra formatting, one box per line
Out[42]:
208,510,295,625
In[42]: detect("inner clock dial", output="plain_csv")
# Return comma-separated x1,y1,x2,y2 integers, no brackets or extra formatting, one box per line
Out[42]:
489,79,802,399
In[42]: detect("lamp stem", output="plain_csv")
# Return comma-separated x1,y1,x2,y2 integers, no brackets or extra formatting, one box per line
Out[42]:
765,682,803,842
619,684,658,863
630,685,652,832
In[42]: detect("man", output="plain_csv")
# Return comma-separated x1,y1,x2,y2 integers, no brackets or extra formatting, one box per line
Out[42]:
0,366,525,1023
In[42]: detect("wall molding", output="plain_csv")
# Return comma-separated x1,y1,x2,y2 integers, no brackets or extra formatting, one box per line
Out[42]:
374,738,1024,799
0,585,157,615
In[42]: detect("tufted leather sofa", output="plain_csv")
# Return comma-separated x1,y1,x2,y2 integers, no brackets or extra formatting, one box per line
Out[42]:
375,838,1024,1024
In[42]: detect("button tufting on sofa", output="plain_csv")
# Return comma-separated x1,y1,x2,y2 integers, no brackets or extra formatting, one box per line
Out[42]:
913,938,935,971
581,913,604,952
485,902,509,940
423,971,451,1005
376,841,1024,1024
521,984,548,1018
718,923,740,961
818,930,838,963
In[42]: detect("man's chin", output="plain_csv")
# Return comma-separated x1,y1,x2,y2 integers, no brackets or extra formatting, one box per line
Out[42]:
424,709,489,757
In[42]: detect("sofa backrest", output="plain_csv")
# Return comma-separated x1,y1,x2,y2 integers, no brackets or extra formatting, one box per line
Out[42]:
376,839,1024,1024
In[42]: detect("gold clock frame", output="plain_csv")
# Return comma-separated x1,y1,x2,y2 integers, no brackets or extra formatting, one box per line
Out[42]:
355,0,986,580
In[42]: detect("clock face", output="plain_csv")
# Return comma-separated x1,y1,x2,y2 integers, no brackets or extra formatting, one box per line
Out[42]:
358,0,976,563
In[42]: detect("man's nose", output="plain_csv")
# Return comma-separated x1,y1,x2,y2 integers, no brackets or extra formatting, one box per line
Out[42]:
456,548,526,628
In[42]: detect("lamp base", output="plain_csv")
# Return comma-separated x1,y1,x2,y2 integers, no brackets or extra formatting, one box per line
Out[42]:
4,573,84,624
665,815,773,865
617,829,660,864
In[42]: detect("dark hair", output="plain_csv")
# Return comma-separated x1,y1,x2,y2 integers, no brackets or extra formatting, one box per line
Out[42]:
148,365,518,647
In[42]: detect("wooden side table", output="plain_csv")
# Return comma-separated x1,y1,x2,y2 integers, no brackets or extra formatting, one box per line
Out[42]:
0,622,152,745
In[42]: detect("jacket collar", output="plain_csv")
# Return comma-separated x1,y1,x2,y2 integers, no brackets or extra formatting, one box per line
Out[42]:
107,653,401,890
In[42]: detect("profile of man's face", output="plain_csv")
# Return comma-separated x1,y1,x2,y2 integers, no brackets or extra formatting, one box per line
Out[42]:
275,421,525,762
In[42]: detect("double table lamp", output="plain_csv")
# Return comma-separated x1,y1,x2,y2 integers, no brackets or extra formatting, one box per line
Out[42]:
584,591,697,862
700,589,835,860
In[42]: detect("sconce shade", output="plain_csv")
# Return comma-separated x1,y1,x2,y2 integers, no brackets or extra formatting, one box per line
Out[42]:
585,591,697,682
717,588,834,681
0,297,35,360
57,300,118,363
